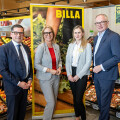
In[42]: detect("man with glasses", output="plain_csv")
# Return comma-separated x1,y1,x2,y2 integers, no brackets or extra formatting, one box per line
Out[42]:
0,24,33,120
93,14,120,120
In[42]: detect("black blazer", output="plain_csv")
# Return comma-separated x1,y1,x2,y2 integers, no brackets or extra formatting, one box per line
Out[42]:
0,41,33,95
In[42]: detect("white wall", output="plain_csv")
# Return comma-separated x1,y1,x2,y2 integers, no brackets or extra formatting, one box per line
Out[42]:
84,6,120,40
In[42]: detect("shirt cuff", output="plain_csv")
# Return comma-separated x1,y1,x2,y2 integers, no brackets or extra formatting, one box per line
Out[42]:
43,67,48,72
28,78,32,80
100,64,105,71
17,81,20,86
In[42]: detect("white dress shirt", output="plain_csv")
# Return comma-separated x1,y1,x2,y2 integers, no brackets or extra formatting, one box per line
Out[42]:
12,40,29,77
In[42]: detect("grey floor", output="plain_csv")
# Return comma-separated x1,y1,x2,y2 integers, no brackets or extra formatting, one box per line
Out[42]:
26,106,119,120
1,106,119,120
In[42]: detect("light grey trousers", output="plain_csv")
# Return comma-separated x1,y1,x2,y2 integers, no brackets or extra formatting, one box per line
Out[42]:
39,75,60,120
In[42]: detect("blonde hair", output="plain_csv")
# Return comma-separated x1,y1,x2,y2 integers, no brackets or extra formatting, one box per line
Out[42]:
72,25,87,49
42,25,56,43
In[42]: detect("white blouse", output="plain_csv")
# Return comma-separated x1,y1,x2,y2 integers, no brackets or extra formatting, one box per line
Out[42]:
72,41,82,67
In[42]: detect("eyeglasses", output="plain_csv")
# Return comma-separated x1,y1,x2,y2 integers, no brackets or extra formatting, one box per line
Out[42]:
94,21,108,25
43,32,53,36
12,32,24,35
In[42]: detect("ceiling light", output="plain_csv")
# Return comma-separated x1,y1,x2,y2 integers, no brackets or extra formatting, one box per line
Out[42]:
83,0,87,2
26,7,29,11
67,0,69,4
4,11,7,14
52,2,55,5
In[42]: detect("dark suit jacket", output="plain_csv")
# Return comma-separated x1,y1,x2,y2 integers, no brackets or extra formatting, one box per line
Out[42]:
93,28,120,80
0,41,33,95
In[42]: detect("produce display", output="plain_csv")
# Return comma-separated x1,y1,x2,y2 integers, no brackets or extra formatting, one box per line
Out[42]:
86,81,91,89
0,75,2,79
111,93,120,109
0,37,31,50
0,85,32,115
27,84,32,102
1,37,11,44
0,90,6,102
0,99,7,114
33,14,45,50
85,85,97,102
0,39,4,46
22,37,31,50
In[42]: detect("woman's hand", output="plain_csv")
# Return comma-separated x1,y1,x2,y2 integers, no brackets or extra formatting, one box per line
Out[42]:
73,75,79,82
68,75,74,82
56,67,61,75
49,69,57,75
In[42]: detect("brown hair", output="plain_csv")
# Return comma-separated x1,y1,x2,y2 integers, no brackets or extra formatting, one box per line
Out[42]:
72,25,87,49
42,25,55,43
11,24,24,32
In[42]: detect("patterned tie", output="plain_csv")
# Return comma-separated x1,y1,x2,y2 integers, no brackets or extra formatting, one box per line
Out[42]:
17,44,26,76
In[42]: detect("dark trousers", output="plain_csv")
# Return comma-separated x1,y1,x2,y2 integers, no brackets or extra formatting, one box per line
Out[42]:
6,89,28,120
69,67,87,120
94,74,115,120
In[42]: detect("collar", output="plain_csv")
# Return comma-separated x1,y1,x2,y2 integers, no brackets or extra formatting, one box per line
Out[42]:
97,30,106,38
12,40,22,46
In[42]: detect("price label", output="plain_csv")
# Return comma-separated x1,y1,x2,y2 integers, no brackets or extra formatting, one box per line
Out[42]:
1,32,6,38
116,112,120,118
92,104,99,110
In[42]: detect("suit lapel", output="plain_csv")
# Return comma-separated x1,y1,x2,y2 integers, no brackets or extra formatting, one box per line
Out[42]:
9,41,19,60
95,28,109,55
44,43,52,62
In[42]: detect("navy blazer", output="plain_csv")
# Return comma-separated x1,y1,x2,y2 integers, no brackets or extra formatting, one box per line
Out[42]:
93,28,120,80
0,41,33,95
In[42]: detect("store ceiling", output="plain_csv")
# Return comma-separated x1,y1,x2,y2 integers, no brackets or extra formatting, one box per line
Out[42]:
0,0,120,18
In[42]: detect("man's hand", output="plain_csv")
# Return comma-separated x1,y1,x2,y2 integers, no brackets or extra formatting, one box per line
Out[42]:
18,81,29,89
68,75,74,82
73,75,79,82
27,80,32,87
93,65,102,73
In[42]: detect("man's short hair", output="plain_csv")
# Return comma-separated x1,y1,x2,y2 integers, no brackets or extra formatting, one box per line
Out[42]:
11,24,24,32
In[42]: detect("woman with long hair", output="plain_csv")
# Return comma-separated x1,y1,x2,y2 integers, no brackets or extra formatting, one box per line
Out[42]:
66,25,92,120
34,25,62,120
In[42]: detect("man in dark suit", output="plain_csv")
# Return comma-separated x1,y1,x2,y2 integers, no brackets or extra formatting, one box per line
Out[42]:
0,24,33,120
93,14,120,120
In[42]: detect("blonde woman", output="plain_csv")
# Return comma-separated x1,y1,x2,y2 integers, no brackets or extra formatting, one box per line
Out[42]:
66,25,92,120
34,25,62,120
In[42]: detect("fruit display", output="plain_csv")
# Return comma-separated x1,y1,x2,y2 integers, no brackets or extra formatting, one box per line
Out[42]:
23,37,31,50
1,36,31,50
114,88,120,93
33,14,45,50
0,21,12,26
0,39,4,46
86,81,91,89
0,90,6,102
0,99,7,114
27,84,32,102
0,75,2,79
1,37,11,44
85,85,97,102
110,93,120,108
